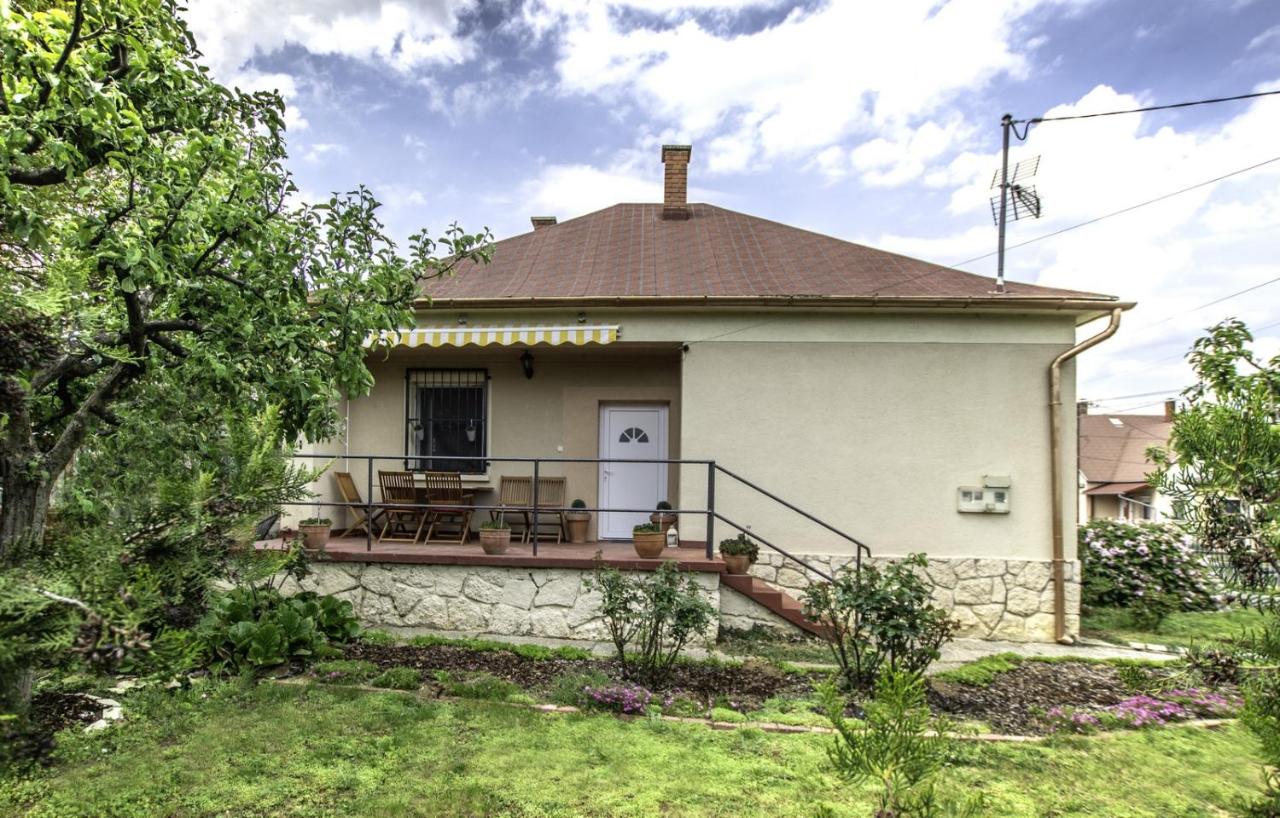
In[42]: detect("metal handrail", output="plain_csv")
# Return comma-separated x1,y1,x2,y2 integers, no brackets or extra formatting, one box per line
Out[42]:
278,452,873,578
713,463,872,569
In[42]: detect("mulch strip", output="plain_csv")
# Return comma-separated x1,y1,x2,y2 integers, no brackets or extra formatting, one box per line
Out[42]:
342,642,814,707
29,690,104,733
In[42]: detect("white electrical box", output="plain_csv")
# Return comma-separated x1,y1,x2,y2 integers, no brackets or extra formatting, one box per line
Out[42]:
957,478,1011,514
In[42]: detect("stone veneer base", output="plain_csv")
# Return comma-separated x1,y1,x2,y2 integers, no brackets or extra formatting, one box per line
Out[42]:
279,555,1079,644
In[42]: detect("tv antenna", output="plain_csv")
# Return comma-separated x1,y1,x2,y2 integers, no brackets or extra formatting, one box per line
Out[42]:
989,113,1042,293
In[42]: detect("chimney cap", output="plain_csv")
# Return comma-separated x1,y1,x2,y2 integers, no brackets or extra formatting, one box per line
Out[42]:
530,216,557,230
662,144,692,162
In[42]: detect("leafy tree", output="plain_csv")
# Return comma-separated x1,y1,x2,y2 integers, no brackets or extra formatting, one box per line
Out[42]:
0,0,491,552
1149,319,1280,815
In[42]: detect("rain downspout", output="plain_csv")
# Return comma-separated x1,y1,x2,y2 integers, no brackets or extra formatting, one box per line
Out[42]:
1049,307,1122,644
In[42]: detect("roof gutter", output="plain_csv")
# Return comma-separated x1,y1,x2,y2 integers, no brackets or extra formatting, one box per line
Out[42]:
416,294,1134,322
1048,307,1123,644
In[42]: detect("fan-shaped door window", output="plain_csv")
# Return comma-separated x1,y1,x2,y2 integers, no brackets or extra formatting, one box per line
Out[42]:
618,426,649,443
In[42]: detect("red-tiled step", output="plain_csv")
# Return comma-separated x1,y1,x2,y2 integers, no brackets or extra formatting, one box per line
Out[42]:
719,573,826,637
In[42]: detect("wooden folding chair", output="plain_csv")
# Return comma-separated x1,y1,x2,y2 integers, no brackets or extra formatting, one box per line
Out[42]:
334,472,385,538
423,471,474,544
377,470,427,544
491,475,534,543
530,476,567,544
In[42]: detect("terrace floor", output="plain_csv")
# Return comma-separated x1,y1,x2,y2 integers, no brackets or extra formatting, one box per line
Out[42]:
255,535,725,573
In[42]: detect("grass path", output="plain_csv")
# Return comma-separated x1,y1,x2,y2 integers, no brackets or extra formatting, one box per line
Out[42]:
0,681,1266,817
1082,606,1266,649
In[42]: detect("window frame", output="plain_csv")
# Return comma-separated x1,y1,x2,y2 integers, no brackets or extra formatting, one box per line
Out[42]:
403,368,490,475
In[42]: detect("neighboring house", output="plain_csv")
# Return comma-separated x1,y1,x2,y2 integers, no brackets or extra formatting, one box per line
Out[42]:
1078,402,1174,523
286,145,1132,644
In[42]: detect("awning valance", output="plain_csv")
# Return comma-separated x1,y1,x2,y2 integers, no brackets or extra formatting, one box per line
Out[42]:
1085,481,1151,496
364,324,620,349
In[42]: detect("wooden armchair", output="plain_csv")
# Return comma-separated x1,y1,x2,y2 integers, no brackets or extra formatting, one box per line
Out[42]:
423,471,473,545
377,470,426,544
491,475,534,543
334,472,385,538
530,476,567,544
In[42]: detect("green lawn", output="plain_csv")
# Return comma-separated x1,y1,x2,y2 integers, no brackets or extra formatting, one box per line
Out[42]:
1082,606,1267,649
0,681,1267,817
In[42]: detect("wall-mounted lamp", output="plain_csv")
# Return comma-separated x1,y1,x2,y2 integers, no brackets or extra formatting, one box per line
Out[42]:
457,314,469,326
520,349,535,380
576,312,587,324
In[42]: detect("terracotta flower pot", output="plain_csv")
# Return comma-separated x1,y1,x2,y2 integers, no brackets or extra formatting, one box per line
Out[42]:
721,553,752,575
632,531,666,559
298,523,330,553
649,512,677,534
565,511,591,544
479,528,512,555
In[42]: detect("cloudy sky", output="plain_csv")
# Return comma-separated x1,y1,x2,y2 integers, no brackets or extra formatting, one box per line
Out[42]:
182,0,1280,412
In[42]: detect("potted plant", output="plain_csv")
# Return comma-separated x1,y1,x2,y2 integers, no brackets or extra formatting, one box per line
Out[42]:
649,500,677,534
718,532,759,575
565,498,591,544
298,518,331,553
479,519,512,555
632,523,666,559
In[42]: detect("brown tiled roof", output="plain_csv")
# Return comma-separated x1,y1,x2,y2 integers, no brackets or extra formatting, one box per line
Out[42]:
1079,413,1172,485
421,203,1117,305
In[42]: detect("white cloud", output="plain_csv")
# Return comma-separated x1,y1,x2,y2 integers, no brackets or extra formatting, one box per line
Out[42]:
182,1,479,77
510,163,662,221
1248,25,1280,51
524,0,1087,173
301,142,348,163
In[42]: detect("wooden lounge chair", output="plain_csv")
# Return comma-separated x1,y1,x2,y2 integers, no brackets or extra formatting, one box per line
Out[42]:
530,476,567,544
334,471,385,538
491,475,534,543
377,470,427,544
423,471,474,545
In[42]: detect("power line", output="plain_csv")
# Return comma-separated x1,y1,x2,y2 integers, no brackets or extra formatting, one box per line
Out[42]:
946,154,1280,268
1086,388,1184,402
1139,272,1280,330
1019,88,1280,124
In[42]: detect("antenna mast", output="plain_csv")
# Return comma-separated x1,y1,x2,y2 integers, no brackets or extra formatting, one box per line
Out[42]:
989,115,1042,293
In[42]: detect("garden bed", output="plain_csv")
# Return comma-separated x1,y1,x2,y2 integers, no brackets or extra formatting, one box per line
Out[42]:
337,636,1232,736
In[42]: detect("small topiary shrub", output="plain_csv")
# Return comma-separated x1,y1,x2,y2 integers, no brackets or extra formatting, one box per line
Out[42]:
313,659,379,684
1079,520,1218,617
369,666,421,690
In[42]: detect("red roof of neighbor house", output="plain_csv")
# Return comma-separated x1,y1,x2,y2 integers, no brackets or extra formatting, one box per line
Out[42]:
420,203,1119,306
1079,413,1173,485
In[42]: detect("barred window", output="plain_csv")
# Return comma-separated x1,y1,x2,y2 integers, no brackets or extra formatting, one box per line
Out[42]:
405,369,487,473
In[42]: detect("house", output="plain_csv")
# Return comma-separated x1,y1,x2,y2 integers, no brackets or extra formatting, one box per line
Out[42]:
282,145,1132,645
1078,401,1174,522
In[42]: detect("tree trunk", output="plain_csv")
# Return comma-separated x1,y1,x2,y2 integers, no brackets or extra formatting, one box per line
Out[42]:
0,663,35,717
0,458,51,561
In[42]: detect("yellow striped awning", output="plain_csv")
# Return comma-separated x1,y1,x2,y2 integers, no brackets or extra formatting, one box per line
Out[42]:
364,324,620,349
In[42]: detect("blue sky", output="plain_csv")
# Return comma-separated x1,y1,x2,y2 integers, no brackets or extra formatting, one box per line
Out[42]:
185,0,1280,410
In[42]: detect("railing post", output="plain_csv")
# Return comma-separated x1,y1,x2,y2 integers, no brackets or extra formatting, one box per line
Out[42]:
706,462,716,560
531,458,540,557
366,457,373,552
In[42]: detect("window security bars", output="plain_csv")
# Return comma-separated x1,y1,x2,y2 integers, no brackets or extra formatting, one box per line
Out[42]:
405,369,487,473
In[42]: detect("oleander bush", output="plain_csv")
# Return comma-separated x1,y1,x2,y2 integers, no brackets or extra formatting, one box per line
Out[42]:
1079,520,1218,617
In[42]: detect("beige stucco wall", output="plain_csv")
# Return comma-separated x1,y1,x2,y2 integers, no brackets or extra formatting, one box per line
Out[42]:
677,336,1079,563
294,307,1083,568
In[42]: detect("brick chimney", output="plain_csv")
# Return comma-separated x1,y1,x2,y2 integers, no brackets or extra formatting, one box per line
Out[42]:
661,144,691,220
1164,399,1176,421
530,216,557,231
1077,400,1089,416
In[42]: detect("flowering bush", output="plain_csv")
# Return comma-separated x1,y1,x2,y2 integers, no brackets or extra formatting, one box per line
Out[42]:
581,683,654,714
1079,520,1218,614
1042,688,1241,733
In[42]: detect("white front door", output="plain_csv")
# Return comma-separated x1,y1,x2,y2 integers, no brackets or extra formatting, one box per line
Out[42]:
599,405,669,540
